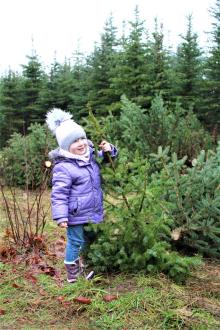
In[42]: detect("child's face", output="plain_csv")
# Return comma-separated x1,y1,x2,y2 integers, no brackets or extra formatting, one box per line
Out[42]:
69,138,88,155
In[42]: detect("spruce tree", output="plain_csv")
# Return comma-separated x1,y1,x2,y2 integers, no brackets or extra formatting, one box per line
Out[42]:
151,145,220,258
39,57,87,121
147,19,172,102
38,60,65,111
49,61,75,111
0,70,24,147
117,95,212,159
21,53,45,132
68,50,89,119
111,6,151,108
174,15,203,114
84,147,201,282
86,14,119,116
202,0,220,132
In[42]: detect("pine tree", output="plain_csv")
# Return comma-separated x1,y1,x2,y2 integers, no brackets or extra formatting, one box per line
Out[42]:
39,57,87,121
0,70,24,147
117,95,212,159
174,15,203,114
151,145,220,258
147,19,172,102
111,6,151,108
68,50,89,119
202,0,220,131
86,14,119,116
84,146,201,282
46,60,74,111
21,52,45,132
119,95,149,155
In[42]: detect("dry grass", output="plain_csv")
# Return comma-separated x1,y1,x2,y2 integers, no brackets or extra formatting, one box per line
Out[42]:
0,188,220,329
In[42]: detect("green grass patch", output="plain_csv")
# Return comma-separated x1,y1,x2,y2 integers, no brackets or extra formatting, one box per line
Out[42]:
0,189,219,329
1,260,220,330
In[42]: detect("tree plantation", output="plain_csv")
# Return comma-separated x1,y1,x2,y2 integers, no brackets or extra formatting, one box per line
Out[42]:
0,3,220,328
0,4,220,146
0,0,220,330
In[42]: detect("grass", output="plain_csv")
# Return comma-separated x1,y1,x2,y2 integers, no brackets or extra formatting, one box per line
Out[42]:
0,254,220,330
0,189,220,329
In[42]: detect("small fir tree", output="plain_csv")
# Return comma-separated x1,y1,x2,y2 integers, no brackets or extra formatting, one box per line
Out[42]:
150,145,220,258
83,110,201,283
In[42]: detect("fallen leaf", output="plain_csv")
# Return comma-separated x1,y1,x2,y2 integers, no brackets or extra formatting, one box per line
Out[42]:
25,273,38,284
103,294,118,302
32,299,41,306
0,309,6,315
12,283,22,289
27,255,42,265
39,265,57,276
74,296,92,304
55,239,66,246
57,296,65,303
0,245,16,259
33,235,44,243
62,301,72,306
39,289,47,296
57,296,72,306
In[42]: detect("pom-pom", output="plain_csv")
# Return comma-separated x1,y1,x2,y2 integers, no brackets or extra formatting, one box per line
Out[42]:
46,108,73,134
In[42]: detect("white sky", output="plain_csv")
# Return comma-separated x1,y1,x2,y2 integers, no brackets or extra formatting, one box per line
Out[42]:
0,0,217,74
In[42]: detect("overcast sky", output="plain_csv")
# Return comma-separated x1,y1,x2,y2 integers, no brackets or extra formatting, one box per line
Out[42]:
0,0,217,74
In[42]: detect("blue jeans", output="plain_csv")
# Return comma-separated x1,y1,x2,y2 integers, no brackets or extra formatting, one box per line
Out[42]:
64,225,86,264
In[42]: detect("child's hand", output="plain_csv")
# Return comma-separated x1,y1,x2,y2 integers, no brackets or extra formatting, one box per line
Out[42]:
59,222,68,228
99,140,112,152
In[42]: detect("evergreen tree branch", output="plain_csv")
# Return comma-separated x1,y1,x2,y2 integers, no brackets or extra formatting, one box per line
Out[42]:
88,104,134,215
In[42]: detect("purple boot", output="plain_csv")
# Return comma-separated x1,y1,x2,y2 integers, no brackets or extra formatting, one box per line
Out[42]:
65,259,82,283
65,258,94,283
79,256,94,280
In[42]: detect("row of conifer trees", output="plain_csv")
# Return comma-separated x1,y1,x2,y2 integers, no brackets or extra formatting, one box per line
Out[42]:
0,2,220,148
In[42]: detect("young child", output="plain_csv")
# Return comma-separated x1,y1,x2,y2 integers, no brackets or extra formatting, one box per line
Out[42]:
46,108,117,283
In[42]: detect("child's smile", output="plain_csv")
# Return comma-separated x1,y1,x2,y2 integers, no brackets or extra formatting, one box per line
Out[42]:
69,138,88,155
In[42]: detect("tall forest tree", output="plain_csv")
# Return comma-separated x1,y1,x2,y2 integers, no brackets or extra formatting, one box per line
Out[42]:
68,50,89,119
21,53,46,132
111,6,151,108
86,14,119,116
174,15,203,114
0,71,23,147
202,0,220,133
147,19,172,103
39,60,76,114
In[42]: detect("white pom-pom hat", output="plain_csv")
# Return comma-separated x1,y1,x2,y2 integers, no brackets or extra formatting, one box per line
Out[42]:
46,108,86,151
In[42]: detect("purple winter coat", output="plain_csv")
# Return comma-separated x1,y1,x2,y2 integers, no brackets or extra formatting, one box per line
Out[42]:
50,144,117,226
